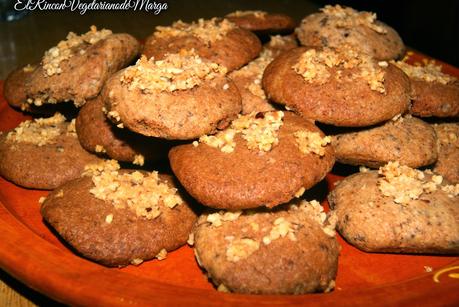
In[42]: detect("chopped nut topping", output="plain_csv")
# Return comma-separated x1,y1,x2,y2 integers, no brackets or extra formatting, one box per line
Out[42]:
320,5,387,34
392,61,456,85
207,211,242,227
262,217,297,245
83,160,183,220
226,238,260,262
294,200,337,237
155,248,167,260
23,64,36,73
227,10,267,18
434,124,459,147
154,18,236,44
67,119,77,136
133,154,145,166
377,161,459,203
105,214,113,224
42,25,112,76
95,145,106,153
198,111,284,153
294,130,331,156
359,166,370,173
56,190,64,197
6,113,73,146
130,258,143,265
121,51,227,93
292,47,386,93
187,233,195,246
268,35,292,48
294,187,306,198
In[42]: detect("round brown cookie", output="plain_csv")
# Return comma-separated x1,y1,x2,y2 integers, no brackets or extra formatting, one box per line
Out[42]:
295,5,405,61
102,52,242,140
328,163,459,254
193,200,339,294
263,34,298,58
169,111,335,210
225,11,296,35
393,61,459,118
76,95,170,163
0,114,101,189
26,26,139,107
142,18,261,72
433,123,459,184
262,47,411,127
41,162,197,267
229,49,276,114
332,115,438,168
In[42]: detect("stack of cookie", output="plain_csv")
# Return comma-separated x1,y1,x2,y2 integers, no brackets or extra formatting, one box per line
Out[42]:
1,4,458,296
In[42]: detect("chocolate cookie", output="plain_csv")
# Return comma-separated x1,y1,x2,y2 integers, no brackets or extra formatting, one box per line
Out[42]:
229,49,276,114
4,64,37,111
332,115,438,168
143,18,261,72
169,111,335,210
295,5,405,60
103,51,242,140
26,26,139,107
0,113,101,189
41,160,197,266
393,61,459,118
225,11,296,35
76,95,170,163
328,162,459,254
433,123,459,184
263,47,411,127
192,200,339,294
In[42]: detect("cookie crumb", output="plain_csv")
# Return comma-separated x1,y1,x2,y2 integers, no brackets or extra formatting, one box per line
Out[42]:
294,130,331,156
292,47,386,93
155,248,167,260
85,160,183,220
130,258,143,266
392,61,456,85
320,5,387,34
105,213,113,224
121,51,227,93
133,154,145,166
154,18,236,44
424,266,433,273
42,25,112,76
226,238,260,262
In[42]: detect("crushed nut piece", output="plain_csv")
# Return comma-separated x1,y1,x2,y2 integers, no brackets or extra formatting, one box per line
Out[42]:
392,61,456,85
262,217,297,245
295,200,337,237
226,238,260,262
84,160,183,220
187,233,195,246
199,129,237,153
23,64,36,73
359,166,370,173
155,248,167,260
42,25,112,76
227,10,267,18
95,145,106,153
121,51,227,93
38,196,47,204
321,5,387,34
424,266,433,273
154,18,236,44
56,190,64,197
130,258,143,265
6,113,69,146
295,187,306,198
207,211,242,227
294,130,331,156
133,154,145,166
292,47,386,93
105,214,113,224
217,284,230,293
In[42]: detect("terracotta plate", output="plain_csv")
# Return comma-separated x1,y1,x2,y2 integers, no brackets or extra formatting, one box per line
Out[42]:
0,52,458,306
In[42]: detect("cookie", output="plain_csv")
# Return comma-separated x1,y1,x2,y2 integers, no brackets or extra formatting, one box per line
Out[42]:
41,160,197,266
76,95,170,164
192,200,339,294
263,34,298,57
295,5,405,60
229,49,276,114
0,113,101,189
393,61,459,118
225,11,296,35
4,64,37,111
169,111,335,210
433,123,459,184
142,18,261,72
328,162,459,254
262,46,411,127
26,26,139,107
102,51,241,140
332,115,438,168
